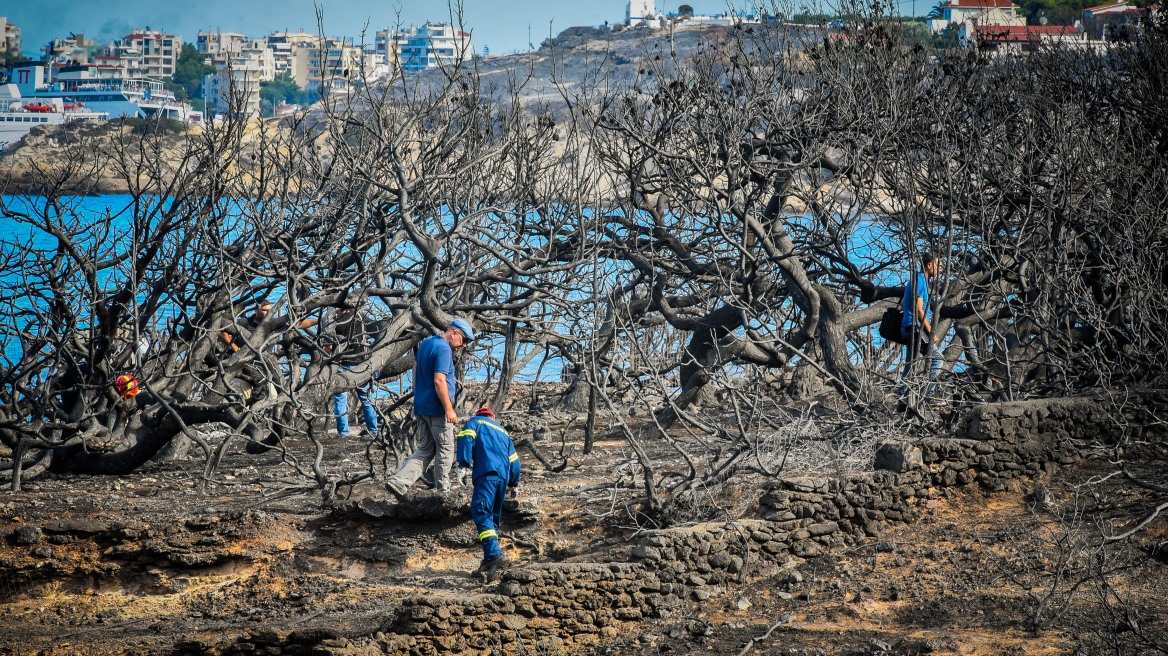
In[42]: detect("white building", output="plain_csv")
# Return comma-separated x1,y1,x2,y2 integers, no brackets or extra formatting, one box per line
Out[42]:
261,31,318,79
196,30,247,57
237,42,276,82
930,0,1025,32
398,23,472,72
374,28,406,67
300,38,364,90
106,29,182,79
627,0,659,26
205,60,263,119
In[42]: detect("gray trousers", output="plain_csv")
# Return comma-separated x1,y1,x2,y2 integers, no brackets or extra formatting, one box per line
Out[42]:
388,414,456,492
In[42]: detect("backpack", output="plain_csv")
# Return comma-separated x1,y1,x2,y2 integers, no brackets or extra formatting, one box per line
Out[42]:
879,304,908,345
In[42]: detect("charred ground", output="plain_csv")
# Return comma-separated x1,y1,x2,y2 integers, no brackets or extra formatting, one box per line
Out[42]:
2,407,1165,656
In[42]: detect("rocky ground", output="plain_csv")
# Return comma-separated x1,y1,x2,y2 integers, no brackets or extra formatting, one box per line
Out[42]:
1,408,1166,656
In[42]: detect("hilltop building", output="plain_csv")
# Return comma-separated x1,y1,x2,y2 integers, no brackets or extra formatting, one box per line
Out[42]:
397,23,472,72
627,0,660,26
930,0,1025,32
1081,0,1146,39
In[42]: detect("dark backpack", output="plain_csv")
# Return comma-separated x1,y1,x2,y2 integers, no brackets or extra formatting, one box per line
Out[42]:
879,304,908,345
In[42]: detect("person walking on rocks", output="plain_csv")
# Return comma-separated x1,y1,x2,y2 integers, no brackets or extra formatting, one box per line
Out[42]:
385,318,475,497
456,406,520,582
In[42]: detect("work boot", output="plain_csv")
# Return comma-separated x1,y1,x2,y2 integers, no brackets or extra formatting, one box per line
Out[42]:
480,552,511,583
385,480,408,502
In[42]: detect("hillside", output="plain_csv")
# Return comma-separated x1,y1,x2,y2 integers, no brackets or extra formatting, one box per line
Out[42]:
0,24,744,195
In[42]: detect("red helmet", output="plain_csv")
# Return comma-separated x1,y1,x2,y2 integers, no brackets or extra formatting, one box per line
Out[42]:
474,407,495,418
114,374,140,399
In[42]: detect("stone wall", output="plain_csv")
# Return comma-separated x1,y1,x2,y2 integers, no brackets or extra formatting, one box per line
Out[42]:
208,393,1165,655
628,394,1166,586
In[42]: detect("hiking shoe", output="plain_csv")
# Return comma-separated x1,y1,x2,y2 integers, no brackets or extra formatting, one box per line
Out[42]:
480,552,511,583
385,480,408,502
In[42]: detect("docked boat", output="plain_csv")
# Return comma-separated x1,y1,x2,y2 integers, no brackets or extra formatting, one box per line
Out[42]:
0,83,108,149
9,63,202,124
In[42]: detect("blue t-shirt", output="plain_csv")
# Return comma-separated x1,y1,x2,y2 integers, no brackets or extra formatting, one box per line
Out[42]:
901,272,930,330
413,334,455,416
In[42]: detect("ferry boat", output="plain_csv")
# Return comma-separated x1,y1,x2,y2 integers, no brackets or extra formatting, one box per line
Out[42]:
0,83,108,149
9,63,202,124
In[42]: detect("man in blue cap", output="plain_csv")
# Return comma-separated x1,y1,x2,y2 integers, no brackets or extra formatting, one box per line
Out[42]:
456,406,520,582
386,318,475,498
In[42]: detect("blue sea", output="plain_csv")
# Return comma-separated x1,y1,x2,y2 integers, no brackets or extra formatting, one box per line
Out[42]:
0,194,566,386
3,194,921,390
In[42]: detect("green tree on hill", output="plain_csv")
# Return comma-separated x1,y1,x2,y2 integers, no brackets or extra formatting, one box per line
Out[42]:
1,44,28,69
1018,0,1153,24
171,43,214,100
259,72,318,117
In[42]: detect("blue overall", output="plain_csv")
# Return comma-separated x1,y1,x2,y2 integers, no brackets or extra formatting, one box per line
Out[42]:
456,415,521,563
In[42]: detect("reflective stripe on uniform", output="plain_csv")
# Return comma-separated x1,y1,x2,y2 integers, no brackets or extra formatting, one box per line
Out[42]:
508,453,519,462
477,418,509,437
457,429,477,439
479,528,498,541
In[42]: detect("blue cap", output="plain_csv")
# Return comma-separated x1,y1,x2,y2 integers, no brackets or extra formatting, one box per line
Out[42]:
450,318,475,342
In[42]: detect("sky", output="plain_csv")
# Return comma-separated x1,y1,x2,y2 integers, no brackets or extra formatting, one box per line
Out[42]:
7,0,754,58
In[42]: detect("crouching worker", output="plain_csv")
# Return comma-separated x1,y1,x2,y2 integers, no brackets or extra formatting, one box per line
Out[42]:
456,407,520,582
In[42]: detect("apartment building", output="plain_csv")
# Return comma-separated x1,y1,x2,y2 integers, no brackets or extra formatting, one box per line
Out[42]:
1,16,21,58
374,28,406,67
196,30,248,57
43,33,95,64
264,31,319,79
109,29,183,79
205,60,263,118
398,22,472,72
300,38,364,89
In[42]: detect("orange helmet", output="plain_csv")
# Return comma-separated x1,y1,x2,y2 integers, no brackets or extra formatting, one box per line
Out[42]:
114,374,140,399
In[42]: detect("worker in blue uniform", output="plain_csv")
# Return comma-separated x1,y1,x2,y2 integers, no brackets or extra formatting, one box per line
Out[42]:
456,406,521,581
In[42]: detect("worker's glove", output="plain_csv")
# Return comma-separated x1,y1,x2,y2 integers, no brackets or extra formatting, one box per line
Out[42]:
455,467,469,488
507,486,518,501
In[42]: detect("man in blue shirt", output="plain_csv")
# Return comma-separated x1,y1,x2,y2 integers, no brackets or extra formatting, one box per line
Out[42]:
386,318,475,497
899,251,942,404
456,406,521,581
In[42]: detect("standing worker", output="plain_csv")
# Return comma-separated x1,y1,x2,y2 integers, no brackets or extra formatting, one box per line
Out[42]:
456,407,520,582
386,318,475,497
899,250,942,406
323,306,379,439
